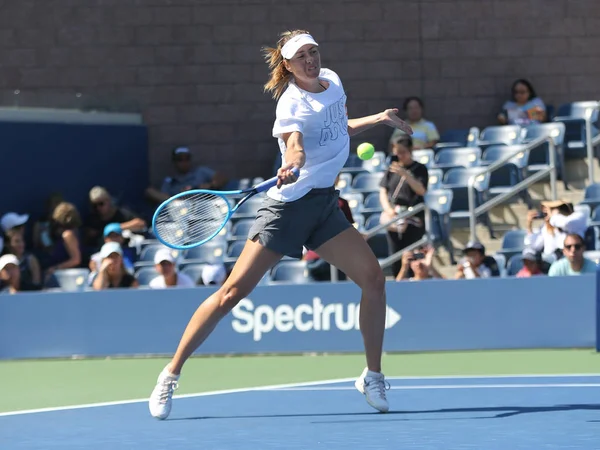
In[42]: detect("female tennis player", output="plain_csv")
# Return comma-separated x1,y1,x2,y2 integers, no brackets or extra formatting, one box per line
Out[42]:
149,29,413,419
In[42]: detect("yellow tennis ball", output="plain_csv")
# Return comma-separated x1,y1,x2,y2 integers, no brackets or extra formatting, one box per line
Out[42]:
357,142,375,160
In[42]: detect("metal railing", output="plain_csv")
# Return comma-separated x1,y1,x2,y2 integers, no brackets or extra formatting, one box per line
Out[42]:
585,103,600,183
329,203,428,281
467,136,557,242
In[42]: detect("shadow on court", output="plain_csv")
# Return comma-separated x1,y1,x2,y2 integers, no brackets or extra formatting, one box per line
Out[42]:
169,403,600,422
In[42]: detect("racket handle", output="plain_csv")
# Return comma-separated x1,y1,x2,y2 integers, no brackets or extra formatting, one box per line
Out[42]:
254,167,300,193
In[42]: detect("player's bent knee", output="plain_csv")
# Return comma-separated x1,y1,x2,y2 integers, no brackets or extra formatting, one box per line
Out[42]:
216,284,250,312
362,264,386,298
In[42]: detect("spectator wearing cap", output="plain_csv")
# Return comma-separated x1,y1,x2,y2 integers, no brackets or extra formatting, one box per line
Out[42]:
201,263,227,286
549,233,597,277
455,241,499,279
0,254,21,294
84,186,147,249
145,146,228,204
149,248,195,289
3,228,41,290
1,212,29,237
89,223,136,274
45,202,83,276
526,200,587,260
91,242,138,290
516,248,544,278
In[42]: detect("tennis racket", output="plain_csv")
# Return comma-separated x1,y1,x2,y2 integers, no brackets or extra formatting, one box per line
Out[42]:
152,167,299,250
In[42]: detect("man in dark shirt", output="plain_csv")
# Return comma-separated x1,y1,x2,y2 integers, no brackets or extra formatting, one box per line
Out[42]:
379,136,428,277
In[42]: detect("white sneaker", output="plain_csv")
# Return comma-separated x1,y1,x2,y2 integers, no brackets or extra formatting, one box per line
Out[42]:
149,366,180,420
355,367,390,413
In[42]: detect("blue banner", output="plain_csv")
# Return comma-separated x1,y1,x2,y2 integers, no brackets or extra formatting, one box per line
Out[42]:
0,275,596,360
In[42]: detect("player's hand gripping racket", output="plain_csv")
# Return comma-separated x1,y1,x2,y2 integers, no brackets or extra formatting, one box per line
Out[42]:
152,167,300,250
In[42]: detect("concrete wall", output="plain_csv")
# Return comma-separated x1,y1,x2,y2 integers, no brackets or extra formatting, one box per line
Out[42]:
1,0,598,185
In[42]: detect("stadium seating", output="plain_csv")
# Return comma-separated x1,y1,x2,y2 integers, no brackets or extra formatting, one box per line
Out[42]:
269,261,312,284
45,268,90,292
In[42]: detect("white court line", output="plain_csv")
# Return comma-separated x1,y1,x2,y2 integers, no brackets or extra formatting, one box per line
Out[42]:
266,383,600,391
1,373,599,417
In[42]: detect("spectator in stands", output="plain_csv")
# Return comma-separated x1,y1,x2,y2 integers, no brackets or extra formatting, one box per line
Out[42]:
149,248,195,289
92,242,138,290
548,233,597,277
454,241,499,279
145,146,228,204
389,97,439,150
3,229,41,290
526,200,588,260
397,246,444,281
201,264,227,286
1,212,29,237
89,223,136,274
515,248,544,278
0,254,21,294
498,79,546,126
379,136,428,277
304,173,355,281
32,193,64,255
45,202,83,277
84,186,147,249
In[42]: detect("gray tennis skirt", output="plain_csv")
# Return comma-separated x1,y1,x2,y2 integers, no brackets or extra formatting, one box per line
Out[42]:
247,186,352,259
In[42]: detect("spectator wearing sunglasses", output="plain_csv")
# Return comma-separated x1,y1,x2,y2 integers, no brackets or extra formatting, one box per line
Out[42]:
548,233,597,276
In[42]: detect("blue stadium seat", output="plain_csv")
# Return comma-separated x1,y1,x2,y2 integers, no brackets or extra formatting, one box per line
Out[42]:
433,147,481,173
367,233,389,259
523,122,567,188
335,172,353,193
352,213,365,232
553,101,599,161
363,192,382,213
479,125,525,146
230,219,254,240
135,267,158,287
364,212,382,232
427,168,444,191
584,226,598,251
506,254,525,276
434,127,479,151
481,145,532,208
180,263,207,285
139,244,181,263
46,268,90,292
269,261,311,284
580,184,600,211
496,229,527,264
412,149,435,168
425,189,456,264
233,197,263,219
362,151,387,172
227,240,246,259
351,172,383,193
184,242,226,264
344,192,365,214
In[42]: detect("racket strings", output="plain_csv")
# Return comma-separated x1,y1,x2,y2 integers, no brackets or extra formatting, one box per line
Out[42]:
154,192,230,247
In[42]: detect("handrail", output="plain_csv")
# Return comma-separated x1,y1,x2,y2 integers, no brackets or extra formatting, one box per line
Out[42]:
329,203,427,282
467,136,557,242
585,103,600,183
379,235,431,270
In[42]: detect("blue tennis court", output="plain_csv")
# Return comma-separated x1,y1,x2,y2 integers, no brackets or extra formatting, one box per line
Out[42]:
2,374,599,449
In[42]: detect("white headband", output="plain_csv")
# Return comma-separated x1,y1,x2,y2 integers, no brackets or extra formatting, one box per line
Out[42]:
281,34,319,59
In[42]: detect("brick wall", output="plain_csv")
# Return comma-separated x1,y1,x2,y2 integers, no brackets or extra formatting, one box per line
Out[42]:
1,0,599,186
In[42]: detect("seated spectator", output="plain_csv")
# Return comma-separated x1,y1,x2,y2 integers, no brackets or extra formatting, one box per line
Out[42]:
1,212,29,237
515,248,544,278
0,254,21,294
32,192,64,255
89,223,136,274
526,200,587,260
397,246,444,281
305,173,355,281
379,136,428,277
84,186,147,249
201,263,227,286
45,202,83,277
389,97,439,150
3,229,41,290
92,242,138,290
549,233,597,276
455,241,499,279
145,146,228,204
498,79,546,125
149,248,195,289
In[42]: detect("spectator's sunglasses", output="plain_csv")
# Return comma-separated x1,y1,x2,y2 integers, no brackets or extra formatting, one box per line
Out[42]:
173,155,191,162
564,244,583,251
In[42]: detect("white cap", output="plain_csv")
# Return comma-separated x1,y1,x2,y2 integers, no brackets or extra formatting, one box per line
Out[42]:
100,242,123,259
281,34,319,59
154,248,176,265
1,213,29,232
0,254,19,271
201,264,226,285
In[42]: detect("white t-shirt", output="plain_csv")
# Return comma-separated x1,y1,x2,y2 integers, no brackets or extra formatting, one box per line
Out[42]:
268,68,350,202
149,272,196,289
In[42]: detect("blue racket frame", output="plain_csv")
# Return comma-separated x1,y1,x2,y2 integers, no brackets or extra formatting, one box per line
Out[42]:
152,168,299,250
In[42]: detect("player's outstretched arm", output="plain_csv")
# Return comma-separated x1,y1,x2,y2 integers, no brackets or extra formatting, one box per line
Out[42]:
348,108,413,137
277,131,306,188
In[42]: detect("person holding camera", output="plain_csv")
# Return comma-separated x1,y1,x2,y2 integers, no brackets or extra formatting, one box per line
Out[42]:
396,245,443,281
454,241,499,279
378,136,428,278
526,200,588,260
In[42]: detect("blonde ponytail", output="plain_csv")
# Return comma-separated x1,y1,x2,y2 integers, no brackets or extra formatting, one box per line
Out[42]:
262,29,310,100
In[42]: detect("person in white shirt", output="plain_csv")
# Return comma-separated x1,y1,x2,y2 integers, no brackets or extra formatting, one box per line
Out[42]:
149,248,195,289
149,29,413,419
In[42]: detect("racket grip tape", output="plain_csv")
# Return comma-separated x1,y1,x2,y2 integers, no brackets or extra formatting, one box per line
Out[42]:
255,167,300,192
